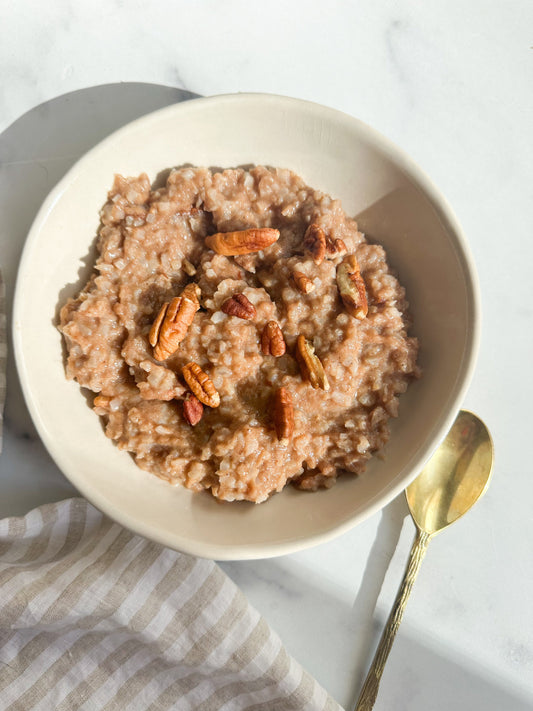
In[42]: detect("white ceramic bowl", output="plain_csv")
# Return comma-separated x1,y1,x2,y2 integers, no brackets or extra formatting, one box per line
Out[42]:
13,94,480,559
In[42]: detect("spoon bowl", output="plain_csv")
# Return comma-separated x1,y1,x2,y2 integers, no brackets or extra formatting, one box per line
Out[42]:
406,410,494,535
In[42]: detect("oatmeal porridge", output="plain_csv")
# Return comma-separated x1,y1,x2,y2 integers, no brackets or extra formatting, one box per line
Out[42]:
59,166,419,503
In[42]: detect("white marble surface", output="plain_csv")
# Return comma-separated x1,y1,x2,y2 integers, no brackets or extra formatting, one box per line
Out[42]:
1,2,532,709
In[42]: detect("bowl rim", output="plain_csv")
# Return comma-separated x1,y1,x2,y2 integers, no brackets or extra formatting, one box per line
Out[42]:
12,92,481,559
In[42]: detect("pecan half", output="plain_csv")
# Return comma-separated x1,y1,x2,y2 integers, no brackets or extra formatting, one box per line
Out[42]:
336,255,368,320
273,387,294,445
182,362,220,408
303,223,326,265
205,228,280,256
295,335,330,391
149,283,201,361
261,320,286,357
292,270,315,294
221,292,256,320
183,392,204,425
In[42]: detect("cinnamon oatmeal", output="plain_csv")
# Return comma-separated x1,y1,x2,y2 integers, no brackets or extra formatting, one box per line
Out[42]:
59,166,419,503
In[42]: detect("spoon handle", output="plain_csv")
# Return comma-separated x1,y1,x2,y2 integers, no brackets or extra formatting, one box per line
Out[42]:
355,528,432,711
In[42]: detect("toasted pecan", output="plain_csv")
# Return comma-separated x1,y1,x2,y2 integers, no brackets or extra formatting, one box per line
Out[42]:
272,387,294,445
205,228,279,256
292,270,315,294
336,255,368,320
261,321,286,357
295,335,330,391
149,283,201,361
182,362,220,408
326,236,347,256
182,392,204,425
221,293,256,320
182,258,197,276
93,395,111,410
303,224,326,265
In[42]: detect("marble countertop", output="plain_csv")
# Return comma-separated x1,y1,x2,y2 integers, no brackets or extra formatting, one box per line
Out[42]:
1,2,532,709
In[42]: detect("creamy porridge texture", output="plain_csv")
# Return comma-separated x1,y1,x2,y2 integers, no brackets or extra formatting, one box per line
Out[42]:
59,166,419,503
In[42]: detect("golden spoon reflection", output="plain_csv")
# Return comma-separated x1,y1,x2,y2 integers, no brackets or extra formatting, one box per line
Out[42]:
355,410,494,711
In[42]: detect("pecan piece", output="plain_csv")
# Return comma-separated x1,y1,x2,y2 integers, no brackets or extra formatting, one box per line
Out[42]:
261,320,286,357
175,206,203,216
221,292,256,320
295,335,330,391
181,283,201,302
336,255,368,320
149,283,201,361
273,387,294,445
182,362,220,408
93,395,111,410
182,258,197,276
303,223,326,265
205,228,279,256
183,392,204,425
326,236,347,256
292,270,315,294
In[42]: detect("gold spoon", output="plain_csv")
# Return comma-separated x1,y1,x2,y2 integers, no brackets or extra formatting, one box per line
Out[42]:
355,410,494,711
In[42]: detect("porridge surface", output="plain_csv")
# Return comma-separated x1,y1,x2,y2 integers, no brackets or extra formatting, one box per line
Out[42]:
59,166,419,503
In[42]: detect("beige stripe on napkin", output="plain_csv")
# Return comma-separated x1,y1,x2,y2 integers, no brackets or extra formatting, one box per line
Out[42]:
0,499,342,711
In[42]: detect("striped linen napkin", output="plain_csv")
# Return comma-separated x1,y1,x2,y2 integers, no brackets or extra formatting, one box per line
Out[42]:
0,499,343,711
